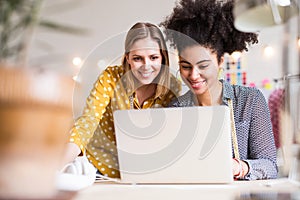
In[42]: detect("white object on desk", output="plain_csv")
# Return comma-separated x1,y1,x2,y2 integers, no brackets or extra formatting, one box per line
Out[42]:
56,156,97,191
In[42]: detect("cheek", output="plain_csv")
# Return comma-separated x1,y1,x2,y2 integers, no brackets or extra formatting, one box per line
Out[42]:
153,59,162,68
179,69,188,79
206,66,219,77
179,68,184,75
129,62,140,70
155,63,162,71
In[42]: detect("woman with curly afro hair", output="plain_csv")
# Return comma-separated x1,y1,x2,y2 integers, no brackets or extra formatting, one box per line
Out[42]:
161,0,277,180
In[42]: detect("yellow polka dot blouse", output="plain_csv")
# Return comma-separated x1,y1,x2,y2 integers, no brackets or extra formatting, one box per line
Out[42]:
69,65,181,178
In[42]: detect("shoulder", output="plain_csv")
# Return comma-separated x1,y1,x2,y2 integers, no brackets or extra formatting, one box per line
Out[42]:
230,83,263,100
103,65,124,77
97,65,124,82
169,90,194,107
227,83,269,111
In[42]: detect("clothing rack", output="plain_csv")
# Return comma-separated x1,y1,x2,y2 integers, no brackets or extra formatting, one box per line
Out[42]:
273,74,300,83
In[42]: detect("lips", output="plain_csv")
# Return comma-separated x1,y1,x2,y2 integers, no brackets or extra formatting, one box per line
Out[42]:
189,80,206,89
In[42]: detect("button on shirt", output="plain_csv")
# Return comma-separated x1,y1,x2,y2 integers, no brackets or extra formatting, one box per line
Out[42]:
69,65,181,178
169,80,278,180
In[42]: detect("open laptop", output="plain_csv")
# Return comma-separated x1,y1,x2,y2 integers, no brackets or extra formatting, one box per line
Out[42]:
113,106,233,184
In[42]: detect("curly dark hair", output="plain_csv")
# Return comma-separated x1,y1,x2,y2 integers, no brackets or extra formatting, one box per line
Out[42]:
160,0,258,63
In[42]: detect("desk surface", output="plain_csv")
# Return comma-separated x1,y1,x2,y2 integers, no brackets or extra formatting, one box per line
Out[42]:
73,178,300,200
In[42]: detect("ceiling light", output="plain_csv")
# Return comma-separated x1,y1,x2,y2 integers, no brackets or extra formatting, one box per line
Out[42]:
233,0,298,32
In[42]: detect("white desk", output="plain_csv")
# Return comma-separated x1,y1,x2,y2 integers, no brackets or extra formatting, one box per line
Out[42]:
73,178,300,200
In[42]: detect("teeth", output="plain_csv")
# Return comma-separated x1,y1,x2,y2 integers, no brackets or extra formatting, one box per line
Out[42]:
140,72,152,78
191,81,205,87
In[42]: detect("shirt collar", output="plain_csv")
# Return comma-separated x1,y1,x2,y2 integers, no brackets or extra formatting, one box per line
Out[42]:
220,79,234,106
188,80,233,106
129,91,162,102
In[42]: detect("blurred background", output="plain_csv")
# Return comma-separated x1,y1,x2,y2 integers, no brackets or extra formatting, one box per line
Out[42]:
29,0,299,94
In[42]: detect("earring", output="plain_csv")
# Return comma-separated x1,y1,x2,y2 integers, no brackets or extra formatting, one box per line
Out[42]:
218,68,224,80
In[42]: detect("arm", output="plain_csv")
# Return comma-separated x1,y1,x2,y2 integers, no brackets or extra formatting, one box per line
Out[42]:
243,89,278,180
60,143,81,168
65,67,116,162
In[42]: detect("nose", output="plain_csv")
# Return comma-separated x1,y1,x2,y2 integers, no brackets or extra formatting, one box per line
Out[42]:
143,58,152,69
189,67,200,80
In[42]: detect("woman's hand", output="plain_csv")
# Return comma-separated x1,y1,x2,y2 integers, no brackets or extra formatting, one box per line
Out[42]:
232,158,241,177
232,158,249,179
59,143,81,169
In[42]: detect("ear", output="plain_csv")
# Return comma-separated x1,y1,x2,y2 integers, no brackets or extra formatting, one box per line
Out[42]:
218,56,224,69
125,54,130,63
125,54,132,69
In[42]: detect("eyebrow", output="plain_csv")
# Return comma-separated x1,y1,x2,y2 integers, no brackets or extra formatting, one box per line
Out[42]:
131,53,160,57
179,60,210,65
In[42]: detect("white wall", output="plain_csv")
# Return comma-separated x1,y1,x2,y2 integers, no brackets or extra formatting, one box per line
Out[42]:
29,0,178,75
243,17,299,88
29,0,180,116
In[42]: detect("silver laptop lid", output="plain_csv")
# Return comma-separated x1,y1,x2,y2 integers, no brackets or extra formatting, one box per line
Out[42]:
113,106,233,183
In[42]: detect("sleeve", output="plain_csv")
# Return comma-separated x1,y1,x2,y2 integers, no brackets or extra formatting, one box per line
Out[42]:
168,97,181,107
243,89,278,180
69,67,116,153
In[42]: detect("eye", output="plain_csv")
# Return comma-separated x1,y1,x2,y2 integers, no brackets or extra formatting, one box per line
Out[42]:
150,55,160,61
198,65,209,70
132,57,142,62
180,65,192,70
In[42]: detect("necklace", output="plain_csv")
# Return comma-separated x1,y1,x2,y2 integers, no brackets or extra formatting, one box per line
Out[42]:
129,94,134,109
228,99,240,159
129,94,139,109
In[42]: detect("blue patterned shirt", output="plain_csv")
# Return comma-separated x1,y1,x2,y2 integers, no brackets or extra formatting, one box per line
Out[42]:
169,80,278,180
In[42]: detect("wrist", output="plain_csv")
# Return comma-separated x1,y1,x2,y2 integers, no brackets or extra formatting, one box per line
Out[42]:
233,158,242,178
233,158,249,179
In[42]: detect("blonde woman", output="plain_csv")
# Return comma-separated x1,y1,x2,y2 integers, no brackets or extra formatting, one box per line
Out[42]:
63,22,181,178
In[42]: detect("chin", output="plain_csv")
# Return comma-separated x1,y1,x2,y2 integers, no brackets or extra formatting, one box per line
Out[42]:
189,88,205,95
139,79,154,85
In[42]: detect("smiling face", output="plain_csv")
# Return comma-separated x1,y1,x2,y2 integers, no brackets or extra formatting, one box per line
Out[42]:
179,45,223,96
126,37,162,85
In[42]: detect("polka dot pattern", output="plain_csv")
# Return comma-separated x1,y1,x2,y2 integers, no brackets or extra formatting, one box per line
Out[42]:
169,80,278,180
69,65,181,178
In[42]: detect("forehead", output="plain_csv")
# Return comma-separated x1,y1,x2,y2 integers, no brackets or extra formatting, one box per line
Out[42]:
179,45,216,62
129,37,160,52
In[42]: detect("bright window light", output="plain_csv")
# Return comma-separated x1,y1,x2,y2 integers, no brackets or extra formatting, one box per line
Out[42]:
275,0,291,6
231,51,242,61
72,57,82,66
97,60,107,69
263,45,274,57
72,75,81,83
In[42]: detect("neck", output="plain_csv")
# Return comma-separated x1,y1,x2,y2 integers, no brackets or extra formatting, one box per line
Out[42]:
196,81,222,106
135,84,157,106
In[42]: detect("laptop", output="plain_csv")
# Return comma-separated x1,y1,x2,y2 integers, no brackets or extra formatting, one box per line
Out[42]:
113,106,233,184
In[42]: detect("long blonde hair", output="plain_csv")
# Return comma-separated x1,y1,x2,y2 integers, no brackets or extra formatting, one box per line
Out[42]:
121,22,170,98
